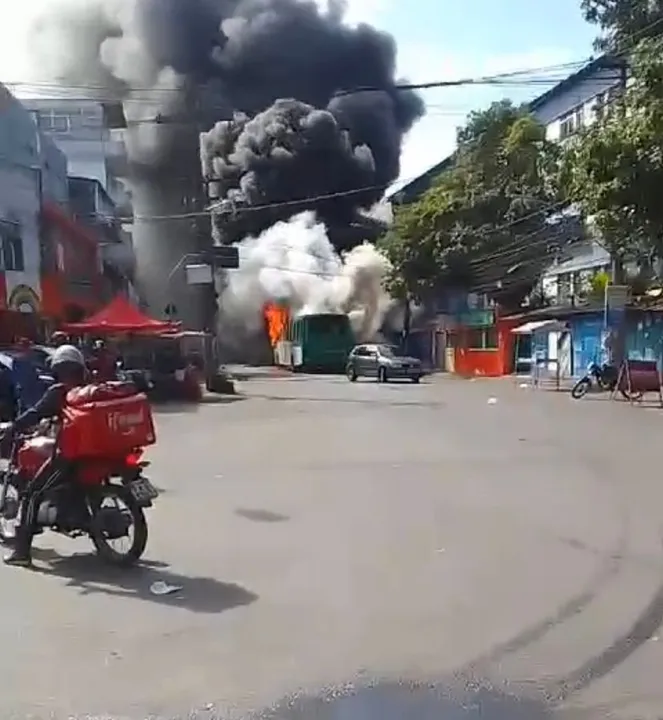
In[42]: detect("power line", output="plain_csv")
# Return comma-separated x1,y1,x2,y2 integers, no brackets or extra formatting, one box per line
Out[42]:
4,59,592,99
124,180,402,223
210,22,663,283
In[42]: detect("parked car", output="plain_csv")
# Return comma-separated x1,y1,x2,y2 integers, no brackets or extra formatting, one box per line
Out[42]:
346,343,423,383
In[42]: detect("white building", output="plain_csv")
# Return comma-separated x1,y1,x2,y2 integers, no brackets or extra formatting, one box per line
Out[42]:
529,55,625,304
22,99,126,194
530,56,625,143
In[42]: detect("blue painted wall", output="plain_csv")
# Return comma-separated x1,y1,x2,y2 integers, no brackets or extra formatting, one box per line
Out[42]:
568,314,604,374
566,311,663,373
625,313,663,367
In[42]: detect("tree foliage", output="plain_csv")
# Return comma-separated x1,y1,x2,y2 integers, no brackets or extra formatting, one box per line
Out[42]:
379,100,562,304
581,0,663,50
561,37,663,270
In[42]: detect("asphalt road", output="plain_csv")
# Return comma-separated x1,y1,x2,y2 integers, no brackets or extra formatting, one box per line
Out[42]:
2,374,663,719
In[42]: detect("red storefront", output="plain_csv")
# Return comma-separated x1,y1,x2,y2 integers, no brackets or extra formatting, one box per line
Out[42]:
40,202,104,325
448,308,520,377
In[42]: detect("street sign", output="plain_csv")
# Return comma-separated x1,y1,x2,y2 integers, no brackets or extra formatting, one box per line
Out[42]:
605,284,629,309
185,263,214,285
457,309,495,327
208,245,239,269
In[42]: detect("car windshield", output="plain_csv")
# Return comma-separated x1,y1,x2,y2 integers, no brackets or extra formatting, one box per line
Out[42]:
378,345,402,358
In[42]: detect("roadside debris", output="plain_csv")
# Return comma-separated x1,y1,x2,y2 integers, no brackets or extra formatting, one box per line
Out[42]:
149,580,182,596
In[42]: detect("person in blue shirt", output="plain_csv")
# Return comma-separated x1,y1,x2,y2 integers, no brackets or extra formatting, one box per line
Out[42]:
3,345,87,567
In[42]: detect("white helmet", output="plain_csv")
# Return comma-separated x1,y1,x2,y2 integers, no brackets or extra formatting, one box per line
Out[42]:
50,344,85,369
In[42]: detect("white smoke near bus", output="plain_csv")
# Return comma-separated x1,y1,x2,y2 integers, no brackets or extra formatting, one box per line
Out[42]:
219,211,391,341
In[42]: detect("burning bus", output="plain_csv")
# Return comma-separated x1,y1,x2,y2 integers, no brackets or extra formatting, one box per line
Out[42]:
264,303,354,372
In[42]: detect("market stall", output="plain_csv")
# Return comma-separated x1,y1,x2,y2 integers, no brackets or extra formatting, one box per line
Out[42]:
62,296,179,336
512,319,570,389
62,297,201,400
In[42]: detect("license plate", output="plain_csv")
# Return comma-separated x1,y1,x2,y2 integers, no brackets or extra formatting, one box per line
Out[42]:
129,477,159,503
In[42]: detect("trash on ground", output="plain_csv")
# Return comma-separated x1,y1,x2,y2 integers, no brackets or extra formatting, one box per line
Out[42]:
487,397,498,404
149,580,182,596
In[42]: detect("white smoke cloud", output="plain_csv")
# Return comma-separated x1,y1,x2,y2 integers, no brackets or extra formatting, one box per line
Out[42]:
220,211,391,340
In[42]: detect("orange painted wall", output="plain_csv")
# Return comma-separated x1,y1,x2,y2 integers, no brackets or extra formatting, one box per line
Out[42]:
453,317,520,377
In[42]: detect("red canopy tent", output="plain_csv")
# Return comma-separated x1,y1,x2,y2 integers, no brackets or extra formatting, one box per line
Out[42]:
62,296,180,335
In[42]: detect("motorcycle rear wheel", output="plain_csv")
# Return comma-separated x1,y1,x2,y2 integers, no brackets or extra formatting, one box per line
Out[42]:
89,484,148,567
571,378,591,399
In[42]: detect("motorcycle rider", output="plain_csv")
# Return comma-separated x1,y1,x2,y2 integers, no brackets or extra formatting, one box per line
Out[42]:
88,339,118,382
50,331,68,348
2,344,87,567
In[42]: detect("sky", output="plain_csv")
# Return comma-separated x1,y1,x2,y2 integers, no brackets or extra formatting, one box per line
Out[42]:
0,0,599,188
339,0,599,186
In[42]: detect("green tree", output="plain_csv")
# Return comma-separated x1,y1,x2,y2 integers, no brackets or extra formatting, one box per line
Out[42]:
380,100,561,304
581,0,663,50
561,37,663,277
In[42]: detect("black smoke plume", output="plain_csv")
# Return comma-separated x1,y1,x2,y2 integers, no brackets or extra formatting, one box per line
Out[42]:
26,0,423,322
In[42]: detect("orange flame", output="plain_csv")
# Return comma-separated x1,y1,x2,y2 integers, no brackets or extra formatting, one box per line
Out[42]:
264,303,289,347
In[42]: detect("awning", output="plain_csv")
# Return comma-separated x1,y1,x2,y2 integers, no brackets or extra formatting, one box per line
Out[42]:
511,319,568,334
62,296,180,335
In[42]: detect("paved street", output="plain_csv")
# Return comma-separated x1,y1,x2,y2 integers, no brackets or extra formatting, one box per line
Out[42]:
2,375,663,719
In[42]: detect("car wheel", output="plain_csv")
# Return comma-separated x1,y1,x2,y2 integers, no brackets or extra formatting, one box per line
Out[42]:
411,375,421,383
347,365,357,382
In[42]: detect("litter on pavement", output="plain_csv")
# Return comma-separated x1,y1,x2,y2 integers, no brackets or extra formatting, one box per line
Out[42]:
149,580,182,596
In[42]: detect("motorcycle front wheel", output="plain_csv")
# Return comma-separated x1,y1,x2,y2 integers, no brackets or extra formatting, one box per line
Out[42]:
89,484,148,567
571,377,592,399
0,477,20,545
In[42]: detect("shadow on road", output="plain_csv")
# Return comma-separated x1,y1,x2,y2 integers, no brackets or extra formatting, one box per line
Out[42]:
235,508,289,523
252,682,552,719
33,550,258,614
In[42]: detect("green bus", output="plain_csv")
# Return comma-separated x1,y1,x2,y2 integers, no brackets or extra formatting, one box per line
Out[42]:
276,313,355,372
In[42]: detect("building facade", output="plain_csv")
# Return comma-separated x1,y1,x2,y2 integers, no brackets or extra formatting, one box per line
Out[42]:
23,99,127,194
0,85,111,338
0,84,71,339
67,176,136,298
531,56,626,305
388,56,627,375
22,98,137,301
529,56,625,143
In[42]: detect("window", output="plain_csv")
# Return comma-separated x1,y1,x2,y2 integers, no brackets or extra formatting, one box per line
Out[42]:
574,106,584,127
38,110,70,133
559,114,575,139
0,222,24,271
467,327,498,350
559,105,585,139
306,314,351,334
378,345,402,358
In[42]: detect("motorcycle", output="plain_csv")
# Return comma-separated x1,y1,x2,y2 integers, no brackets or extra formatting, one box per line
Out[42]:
570,362,642,401
0,422,158,566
